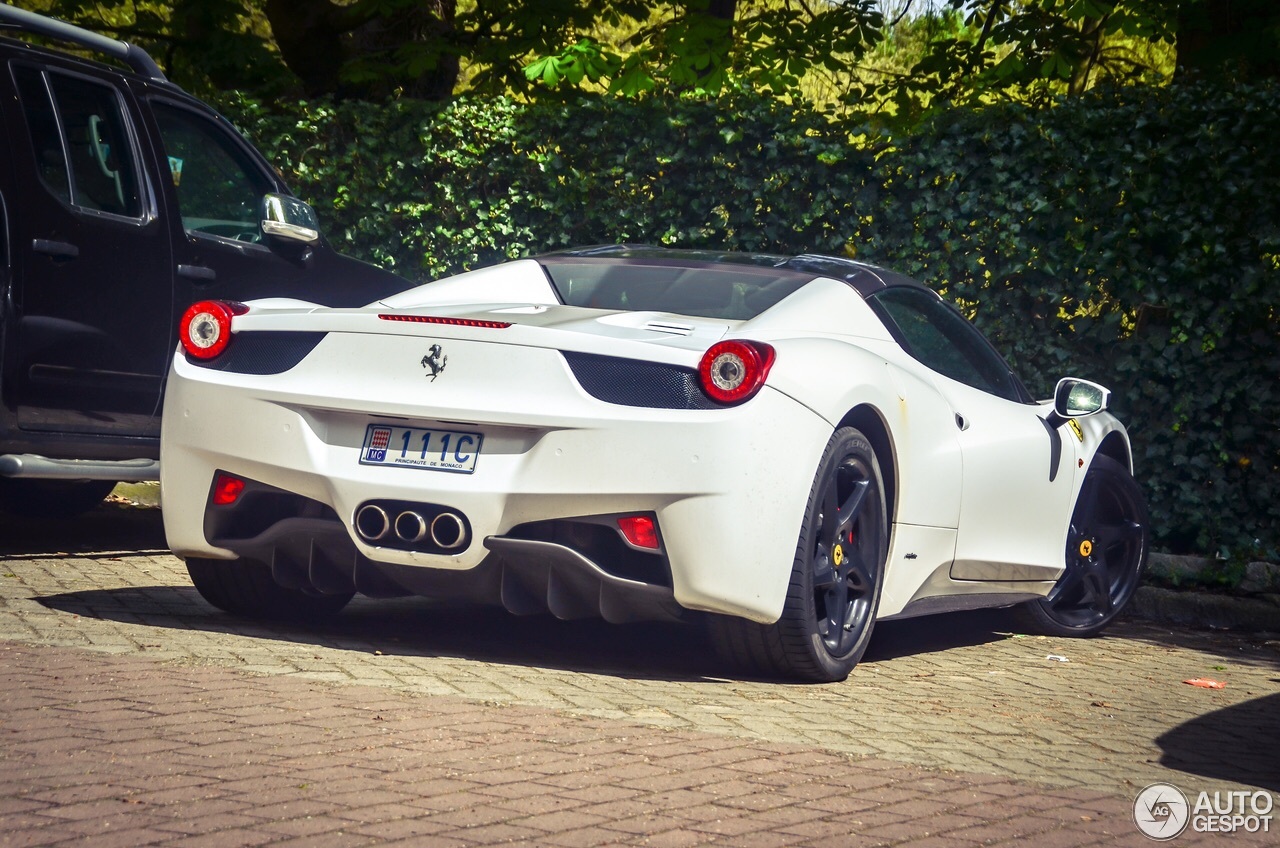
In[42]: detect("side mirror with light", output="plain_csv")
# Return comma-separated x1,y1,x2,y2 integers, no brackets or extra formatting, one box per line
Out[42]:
260,193,320,245
1053,377,1111,418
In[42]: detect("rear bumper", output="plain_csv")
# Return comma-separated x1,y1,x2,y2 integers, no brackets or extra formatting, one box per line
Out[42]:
161,346,832,623
202,507,684,624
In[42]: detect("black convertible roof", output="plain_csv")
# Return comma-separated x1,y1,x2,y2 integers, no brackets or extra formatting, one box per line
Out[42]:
542,245,926,299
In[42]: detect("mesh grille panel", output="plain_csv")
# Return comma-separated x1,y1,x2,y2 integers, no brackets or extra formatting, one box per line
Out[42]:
562,351,719,410
191,332,326,375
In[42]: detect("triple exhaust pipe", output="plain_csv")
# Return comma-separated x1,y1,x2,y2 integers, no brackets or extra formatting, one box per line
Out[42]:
354,503,469,551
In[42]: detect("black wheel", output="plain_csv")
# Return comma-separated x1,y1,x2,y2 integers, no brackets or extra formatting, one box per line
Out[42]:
0,478,117,519
1017,454,1148,637
708,427,888,682
186,557,353,622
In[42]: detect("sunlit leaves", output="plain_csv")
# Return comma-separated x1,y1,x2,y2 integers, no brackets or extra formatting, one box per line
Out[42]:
865,0,1178,127
216,76,1277,556
522,0,884,100
524,39,622,87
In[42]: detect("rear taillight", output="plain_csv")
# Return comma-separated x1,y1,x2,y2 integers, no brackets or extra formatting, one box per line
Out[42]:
617,515,660,550
212,472,246,506
698,340,776,405
180,300,247,360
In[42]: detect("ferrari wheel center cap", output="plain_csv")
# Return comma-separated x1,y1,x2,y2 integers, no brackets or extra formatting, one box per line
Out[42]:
1079,539,1094,558
832,544,844,567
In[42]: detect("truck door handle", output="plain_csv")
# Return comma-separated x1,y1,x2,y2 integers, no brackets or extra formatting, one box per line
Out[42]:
32,238,79,259
177,264,217,282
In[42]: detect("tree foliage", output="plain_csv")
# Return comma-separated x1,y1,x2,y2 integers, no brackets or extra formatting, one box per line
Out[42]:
17,1,1274,109
14,0,289,94
524,1,885,98
12,1,1278,553
867,0,1178,121
218,81,1279,556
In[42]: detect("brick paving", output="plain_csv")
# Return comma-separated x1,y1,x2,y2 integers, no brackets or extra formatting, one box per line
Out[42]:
1,506,1278,845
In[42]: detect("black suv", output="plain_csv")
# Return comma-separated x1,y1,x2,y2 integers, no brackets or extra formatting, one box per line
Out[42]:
0,7,407,517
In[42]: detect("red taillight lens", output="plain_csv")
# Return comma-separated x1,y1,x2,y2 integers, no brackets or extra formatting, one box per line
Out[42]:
698,340,776,405
618,515,660,550
180,300,247,360
212,473,246,506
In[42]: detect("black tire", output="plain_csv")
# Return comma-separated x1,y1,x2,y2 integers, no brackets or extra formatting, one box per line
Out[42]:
0,478,117,519
186,557,353,622
708,427,888,682
1016,454,1149,637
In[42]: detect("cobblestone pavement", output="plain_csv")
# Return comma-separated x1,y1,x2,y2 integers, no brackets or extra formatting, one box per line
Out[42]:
1,507,1278,846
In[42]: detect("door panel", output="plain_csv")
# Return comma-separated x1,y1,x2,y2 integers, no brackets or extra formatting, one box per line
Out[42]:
866,285,1077,582
148,99,336,308
933,375,1076,580
9,65,171,436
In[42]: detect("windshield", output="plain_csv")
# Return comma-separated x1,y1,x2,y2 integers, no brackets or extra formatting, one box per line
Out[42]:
540,258,812,321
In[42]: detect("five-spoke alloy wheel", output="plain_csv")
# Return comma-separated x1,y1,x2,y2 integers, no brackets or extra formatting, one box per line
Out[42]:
708,427,888,682
1019,454,1149,637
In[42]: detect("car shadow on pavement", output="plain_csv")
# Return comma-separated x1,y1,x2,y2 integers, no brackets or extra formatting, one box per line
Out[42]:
862,609,1014,662
0,503,167,558
15,503,1278,681
35,585,736,682
1156,692,1280,791
11,503,1016,683
34,583,1025,685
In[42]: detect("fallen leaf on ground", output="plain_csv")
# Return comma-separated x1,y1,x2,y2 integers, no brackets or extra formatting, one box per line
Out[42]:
1183,678,1226,689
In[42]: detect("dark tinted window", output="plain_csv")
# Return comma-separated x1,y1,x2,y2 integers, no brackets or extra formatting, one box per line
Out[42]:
541,259,810,320
867,286,1022,401
152,101,272,238
15,68,143,217
13,67,70,205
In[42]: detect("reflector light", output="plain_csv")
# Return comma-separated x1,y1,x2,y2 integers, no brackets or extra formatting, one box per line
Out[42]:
618,515,660,550
379,314,512,329
697,340,776,405
212,473,246,506
180,300,247,360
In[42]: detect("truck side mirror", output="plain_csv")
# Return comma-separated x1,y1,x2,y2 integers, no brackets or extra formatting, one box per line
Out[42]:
260,193,319,245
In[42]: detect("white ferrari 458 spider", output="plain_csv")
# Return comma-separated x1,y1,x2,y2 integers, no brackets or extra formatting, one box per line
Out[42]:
161,246,1148,681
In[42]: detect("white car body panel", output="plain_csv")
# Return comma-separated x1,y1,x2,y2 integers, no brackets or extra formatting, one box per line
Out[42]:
163,327,830,622
161,252,1135,630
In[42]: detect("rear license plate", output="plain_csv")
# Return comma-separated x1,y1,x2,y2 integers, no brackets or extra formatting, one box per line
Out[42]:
359,424,482,474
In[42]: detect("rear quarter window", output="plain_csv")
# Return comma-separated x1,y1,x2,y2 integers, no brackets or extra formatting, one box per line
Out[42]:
867,286,1024,402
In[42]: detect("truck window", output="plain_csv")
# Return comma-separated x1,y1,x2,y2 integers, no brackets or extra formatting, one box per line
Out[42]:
152,101,273,241
13,66,143,218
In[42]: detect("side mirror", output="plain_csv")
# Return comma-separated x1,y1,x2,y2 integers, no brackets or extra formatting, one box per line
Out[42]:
260,193,320,245
1053,377,1111,418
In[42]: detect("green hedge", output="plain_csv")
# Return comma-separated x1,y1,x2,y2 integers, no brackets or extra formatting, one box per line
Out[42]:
219,86,1279,556
220,94,870,276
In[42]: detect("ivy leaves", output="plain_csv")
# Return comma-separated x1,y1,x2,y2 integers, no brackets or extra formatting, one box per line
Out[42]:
222,80,1279,556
